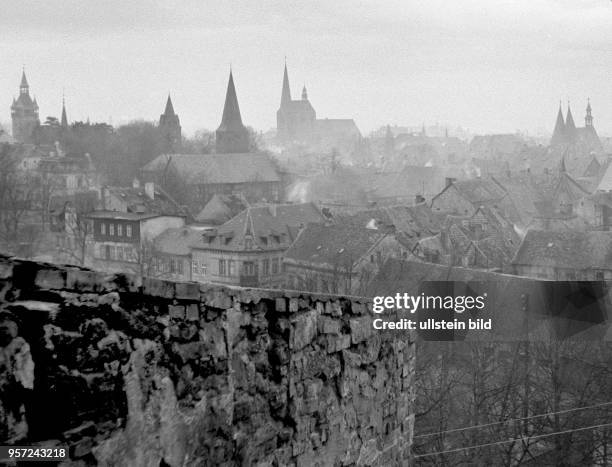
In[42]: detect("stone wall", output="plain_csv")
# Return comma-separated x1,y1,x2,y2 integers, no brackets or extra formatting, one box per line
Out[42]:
0,256,415,466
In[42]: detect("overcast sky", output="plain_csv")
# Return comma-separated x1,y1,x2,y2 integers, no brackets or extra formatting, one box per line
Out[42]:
1,0,611,136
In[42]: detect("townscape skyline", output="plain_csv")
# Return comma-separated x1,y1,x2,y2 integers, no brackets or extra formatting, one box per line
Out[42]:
2,0,611,137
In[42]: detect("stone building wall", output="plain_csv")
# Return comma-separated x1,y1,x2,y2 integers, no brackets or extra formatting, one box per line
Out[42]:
0,256,415,466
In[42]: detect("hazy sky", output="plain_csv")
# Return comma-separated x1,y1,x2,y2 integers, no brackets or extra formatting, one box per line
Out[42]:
1,0,611,136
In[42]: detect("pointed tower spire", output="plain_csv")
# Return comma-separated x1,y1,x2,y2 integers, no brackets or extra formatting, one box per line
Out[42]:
550,102,566,147
20,69,29,93
219,69,244,129
281,62,291,106
585,98,593,128
301,84,308,100
164,93,175,116
216,69,249,154
565,100,576,140
61,93,68,128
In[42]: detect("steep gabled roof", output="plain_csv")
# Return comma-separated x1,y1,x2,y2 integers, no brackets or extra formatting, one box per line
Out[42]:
143,153,281,184
193,202,324,252
284,223,388,270
512,230,612,270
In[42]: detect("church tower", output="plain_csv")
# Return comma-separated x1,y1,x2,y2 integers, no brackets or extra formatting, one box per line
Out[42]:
159,94,182,153
585,99,593,128
215,70,250,154
550,102,566,147
11,70,40,143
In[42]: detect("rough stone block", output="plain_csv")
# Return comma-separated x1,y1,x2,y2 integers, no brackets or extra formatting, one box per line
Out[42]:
350,317,373,344
275,297,287,312
35,268,65,290
185,304,199,321
0,260,13,280
319,316,340,335
291,310,318,350
142,277,175,298
169,304,185,320
175,282,200,300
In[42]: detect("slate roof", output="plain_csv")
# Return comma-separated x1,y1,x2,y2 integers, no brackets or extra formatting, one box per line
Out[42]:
512,230,612,270
142,153,281,185
284,223,387,269
195,193,249,225
153,226,204,256
336,204,443,250
105,185,185,217
193,202,324,252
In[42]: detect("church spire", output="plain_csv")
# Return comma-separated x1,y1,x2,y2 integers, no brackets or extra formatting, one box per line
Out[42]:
550,102,566,147
216,69,249,153
20,69,29,94
164,93,175,116
301,84,308,100
219,69,244,130
61,94,68,128
565,100,576,139
281,62,291,106
585,98,593,128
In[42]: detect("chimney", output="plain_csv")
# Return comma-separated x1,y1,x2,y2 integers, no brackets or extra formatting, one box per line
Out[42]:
415,194,425,204
144,182,155,200
132,178,140,189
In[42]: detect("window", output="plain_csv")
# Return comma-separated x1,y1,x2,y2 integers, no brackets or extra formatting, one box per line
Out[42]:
177,260,184,275
219,259,226,276
170,259,177,274
566,272,576,280
126,225,132,237
101,223,106,235
596,271,604,281
228,260,236,276
271,258,279,274
262,259,270,275
109,246,116,260
117,247,124,261
117,224,123,236
192,260,199,275
199,263,207,276
109,224,115,236
244,261,255,276
245,237,253,249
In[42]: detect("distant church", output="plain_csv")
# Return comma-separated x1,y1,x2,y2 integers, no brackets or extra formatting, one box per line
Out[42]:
215,70,251,153
11,70,40,143
276,63,361,148
550,100,602,154
159,94,181,153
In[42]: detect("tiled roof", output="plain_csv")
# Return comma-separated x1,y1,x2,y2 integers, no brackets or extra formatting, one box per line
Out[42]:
153,226,204,256
195,193,249,225
284,223,387,269
105,185,184,217
512,230,612,270
193,202,325,252
143,153,281,184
